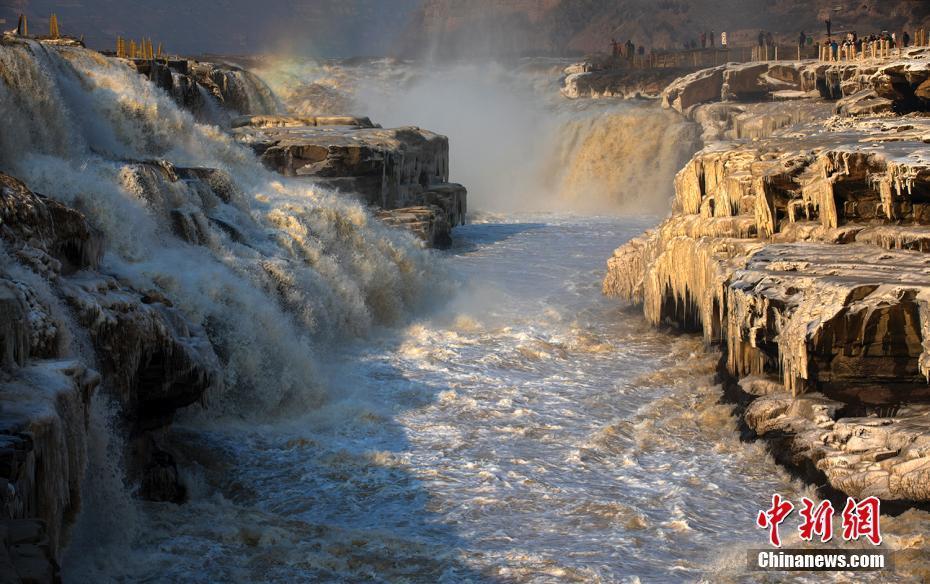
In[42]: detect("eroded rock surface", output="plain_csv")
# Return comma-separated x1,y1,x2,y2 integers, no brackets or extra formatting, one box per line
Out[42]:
605,68,930,501
662,48,930,115
561,66,692,100
233,116,467,246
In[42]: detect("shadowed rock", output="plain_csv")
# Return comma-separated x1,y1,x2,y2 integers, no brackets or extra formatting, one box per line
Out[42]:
130,58,280,120
0,171,225,573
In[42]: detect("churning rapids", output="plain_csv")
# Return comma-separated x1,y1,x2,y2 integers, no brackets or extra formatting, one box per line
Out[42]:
2,41,927,583
74,214,824,583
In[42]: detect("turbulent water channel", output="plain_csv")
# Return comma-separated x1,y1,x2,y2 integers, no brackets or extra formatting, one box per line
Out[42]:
69,215,839,583
3,43,923,582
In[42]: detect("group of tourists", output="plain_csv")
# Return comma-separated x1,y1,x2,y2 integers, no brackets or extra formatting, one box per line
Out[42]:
699,31,717,48
611,30,733,58
684,31,728,50
610,38,644,58
606,16,924,63
823,29,912,60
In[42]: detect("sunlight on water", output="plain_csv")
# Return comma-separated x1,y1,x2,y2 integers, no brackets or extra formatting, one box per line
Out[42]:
1,41,919,582
67,214,921,583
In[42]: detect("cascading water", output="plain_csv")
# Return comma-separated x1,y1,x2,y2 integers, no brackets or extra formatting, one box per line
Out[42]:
4,41,927,582
0,39,438,417
259,58,701,214
542,106,701,213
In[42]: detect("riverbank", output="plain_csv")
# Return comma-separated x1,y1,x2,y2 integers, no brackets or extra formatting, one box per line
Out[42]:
604,48,930,505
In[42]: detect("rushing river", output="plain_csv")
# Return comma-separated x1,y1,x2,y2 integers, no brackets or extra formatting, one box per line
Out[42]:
0,44,915,582
67,213,853,583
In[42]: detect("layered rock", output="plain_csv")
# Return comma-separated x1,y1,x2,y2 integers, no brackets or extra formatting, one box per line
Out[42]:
129,58,280,120
233,115,467,246
661,48,930,114
377,206,451,249
561,66,693,100
605,76,930,501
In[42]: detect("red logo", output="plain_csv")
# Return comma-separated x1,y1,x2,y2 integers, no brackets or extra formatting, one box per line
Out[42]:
757,494,794,547
757,495,882,547
798,497,834,543
841,496,882,545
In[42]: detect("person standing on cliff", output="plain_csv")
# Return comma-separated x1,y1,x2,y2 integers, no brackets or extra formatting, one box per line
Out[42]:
625,39,635,59
721,31,728,48
710,31,715,47
799,31,806,48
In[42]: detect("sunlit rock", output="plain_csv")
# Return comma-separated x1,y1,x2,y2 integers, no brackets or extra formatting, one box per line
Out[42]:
662,49,930,115
606,73,930,500
233,118,467,245
561,67,689,100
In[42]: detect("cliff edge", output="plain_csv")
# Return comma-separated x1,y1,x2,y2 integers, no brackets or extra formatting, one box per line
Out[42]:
605,49,930,503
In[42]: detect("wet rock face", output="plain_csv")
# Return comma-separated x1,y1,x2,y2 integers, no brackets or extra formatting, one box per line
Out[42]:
0,174,103,274
604,76,930,500
59,275,220,431
233,116,467,246
0,363,99,559
0,171,223,567
130,58,279,120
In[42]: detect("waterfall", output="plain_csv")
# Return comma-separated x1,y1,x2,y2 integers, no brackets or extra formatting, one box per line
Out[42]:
544,106,702,213
256,58,700,214
0,39,441,416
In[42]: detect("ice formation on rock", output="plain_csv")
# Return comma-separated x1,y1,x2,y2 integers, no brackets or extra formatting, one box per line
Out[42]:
605,49,930,501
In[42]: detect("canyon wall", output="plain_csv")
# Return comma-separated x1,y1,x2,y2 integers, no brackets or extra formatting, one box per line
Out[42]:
7,0,930,59
0,170,224,581
401,0,930,58
605,49,930,503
